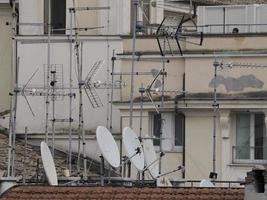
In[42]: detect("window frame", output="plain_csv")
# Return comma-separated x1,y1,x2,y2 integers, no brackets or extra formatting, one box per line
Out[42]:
233,112,267,164
150,112,184,152
44,0,66,35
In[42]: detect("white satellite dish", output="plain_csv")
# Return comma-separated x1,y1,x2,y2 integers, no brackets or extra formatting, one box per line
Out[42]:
156,177,172,187
96,126,120,168
40,141,58,186
122,127,145,171
199,179,215,187
143,135,159,179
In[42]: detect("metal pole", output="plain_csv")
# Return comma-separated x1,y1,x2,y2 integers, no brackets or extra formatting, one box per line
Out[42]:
80,43,87,179
68,9,74,174
73,8,81,175
45,0,51,144
129,0,139,128
139,83,145,138
23,126,28,183
110,50,115,131
100,155,104,186
11,57,19,177
159,37,166,175
8,0,17,177
212,60,220,174
51,70,56,157
106,0,111,129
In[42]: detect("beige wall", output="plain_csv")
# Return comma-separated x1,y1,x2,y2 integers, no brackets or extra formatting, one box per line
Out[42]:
123,38,186,53
117,35,267,182
185,56,267,94
120,110,183,180
184,111,221,180
186,36,267,52
67,0,98,35
0,6,11,113
121,58,185,101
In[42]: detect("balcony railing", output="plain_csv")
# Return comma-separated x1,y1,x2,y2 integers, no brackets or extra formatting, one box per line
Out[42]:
195,23,267,34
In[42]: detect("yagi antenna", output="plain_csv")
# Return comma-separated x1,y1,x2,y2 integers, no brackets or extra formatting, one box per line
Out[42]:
84,60,105,108
145,69,163,113
21,68,39,117
156,11,203,56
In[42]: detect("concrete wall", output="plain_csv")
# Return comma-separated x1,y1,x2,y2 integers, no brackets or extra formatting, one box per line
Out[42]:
19,0,132,35
120,110,183,180
117,35,267,182
185,57,267,94
120,58,185,101
0,37,123,135
0,5,11,113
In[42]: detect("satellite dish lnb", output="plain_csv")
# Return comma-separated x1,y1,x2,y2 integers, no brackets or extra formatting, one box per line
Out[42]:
96,126,120,168
40,142,58,186
122,127,144,171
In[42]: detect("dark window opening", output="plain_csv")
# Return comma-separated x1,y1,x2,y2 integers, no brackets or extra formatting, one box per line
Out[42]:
175,113,185,146
254,114,266,160
153,113,161,146
44,0,66,34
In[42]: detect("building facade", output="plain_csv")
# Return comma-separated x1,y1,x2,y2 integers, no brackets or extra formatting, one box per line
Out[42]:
0,0,266,183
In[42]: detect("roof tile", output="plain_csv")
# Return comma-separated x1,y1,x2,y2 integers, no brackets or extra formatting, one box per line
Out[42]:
0,186,244,200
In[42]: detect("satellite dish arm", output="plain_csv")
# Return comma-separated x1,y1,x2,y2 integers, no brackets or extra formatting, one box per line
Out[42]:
145,90,159,114
143,152,165,172
22,68,39,91
156,165,184,178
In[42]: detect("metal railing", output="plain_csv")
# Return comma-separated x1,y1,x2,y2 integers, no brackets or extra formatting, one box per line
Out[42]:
195,23,267,34
183,180,244,188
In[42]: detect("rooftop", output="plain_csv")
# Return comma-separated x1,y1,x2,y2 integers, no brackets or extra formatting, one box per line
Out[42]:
0,186,244,200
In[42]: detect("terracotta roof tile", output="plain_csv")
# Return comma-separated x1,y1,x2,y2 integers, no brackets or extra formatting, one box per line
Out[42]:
0,186,244,200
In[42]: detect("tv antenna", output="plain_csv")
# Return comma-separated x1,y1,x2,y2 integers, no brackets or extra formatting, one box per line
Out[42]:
69,4,110,179
83,60,105,108
156,15,203,56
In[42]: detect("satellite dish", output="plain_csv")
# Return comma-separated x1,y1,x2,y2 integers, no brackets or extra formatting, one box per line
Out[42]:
199,179,215,187
122,127,145,171
96,126,120,168
40,141,58,186
156,177,172,187
143,135,159,179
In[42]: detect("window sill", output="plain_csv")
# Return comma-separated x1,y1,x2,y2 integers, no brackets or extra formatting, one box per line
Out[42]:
228,163,264,167
154,146,183,153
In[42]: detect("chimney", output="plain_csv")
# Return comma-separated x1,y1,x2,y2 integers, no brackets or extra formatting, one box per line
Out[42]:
244,166,267,200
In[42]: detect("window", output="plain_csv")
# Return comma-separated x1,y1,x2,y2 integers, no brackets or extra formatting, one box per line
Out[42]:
130,0,151,34
44,0,66,34
151,112,184,151
234,113,267,163
153,113,161,146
